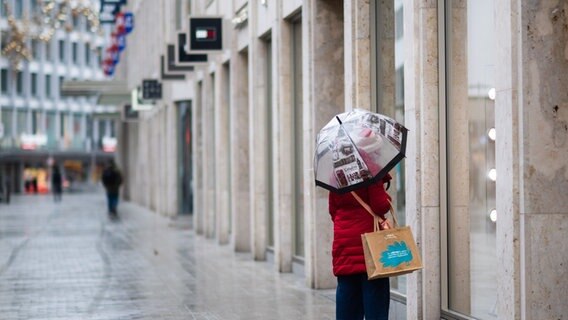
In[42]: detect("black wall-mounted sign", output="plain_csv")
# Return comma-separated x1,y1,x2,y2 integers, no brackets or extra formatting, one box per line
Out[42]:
99,0,126,23
161,56,185,81
167,45,194,72
189,17,223,51
177,33,208,64
142,79,162,100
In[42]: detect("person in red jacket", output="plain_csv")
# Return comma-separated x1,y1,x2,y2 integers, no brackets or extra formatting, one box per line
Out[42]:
329,174,392,320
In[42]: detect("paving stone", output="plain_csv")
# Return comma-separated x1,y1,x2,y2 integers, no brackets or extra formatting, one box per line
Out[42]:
0,194,335,319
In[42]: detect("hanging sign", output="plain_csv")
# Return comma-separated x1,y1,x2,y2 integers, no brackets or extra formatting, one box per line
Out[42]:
175,32,208,66
188,17,224,52
142,79,162,100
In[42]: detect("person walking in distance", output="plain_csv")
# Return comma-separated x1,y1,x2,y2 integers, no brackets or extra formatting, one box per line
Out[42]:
101,160,123,217
51,165,63,202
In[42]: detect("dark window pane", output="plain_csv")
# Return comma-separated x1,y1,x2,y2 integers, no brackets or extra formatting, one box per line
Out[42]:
1,69,8,93
31,73,37,96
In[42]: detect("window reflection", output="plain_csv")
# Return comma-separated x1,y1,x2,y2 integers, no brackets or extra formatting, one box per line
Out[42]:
447,0,497,318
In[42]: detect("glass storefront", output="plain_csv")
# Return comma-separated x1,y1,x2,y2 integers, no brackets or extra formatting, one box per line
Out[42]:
445,0,497,318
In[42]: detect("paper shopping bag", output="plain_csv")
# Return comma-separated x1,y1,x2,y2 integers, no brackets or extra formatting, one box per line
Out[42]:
361,226,423,279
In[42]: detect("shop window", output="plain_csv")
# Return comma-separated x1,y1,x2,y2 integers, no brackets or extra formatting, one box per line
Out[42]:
445,0,497,319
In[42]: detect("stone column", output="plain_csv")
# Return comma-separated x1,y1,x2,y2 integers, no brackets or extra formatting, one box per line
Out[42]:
167,100,179,216
230,49,251,252
344,0,374,111
403,1,441,319
203,73,217,238
273,0,294,273
193,80,205,235
248,2,269,261
496,1,568,319
303,0,344,289
215,62,231,245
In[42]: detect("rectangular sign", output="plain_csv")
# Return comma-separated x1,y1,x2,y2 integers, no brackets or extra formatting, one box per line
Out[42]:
188,17,224,52
161,56,185,81
167,45,194,72
175,33,208,66
142,79,162,100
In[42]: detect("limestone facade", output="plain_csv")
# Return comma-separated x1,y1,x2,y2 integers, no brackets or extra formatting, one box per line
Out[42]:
119,1,568,319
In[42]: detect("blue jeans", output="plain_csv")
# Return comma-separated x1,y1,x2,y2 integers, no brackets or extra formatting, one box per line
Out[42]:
107,193,119,213
336,274,390,320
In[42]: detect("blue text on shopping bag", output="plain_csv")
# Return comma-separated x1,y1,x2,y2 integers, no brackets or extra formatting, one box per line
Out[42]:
380,241,413,268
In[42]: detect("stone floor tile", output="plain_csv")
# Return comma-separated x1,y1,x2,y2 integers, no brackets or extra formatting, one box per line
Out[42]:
0,194,335,320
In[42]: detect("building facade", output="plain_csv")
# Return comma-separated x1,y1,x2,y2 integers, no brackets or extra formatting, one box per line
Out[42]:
0,0,116,194
119,1,568,319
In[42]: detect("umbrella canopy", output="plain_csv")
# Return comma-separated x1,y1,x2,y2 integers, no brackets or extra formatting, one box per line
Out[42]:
314,109,408,193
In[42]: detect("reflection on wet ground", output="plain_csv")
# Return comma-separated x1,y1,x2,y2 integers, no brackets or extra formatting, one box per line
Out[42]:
0,194,335,320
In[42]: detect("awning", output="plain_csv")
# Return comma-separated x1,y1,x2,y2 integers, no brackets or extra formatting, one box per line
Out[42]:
61,80,131,106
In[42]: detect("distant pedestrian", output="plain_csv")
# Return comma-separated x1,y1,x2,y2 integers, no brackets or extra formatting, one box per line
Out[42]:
101,160,123,217
51,165,63,202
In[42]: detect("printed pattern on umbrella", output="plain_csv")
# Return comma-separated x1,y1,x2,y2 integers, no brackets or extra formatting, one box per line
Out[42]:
314,109,407,193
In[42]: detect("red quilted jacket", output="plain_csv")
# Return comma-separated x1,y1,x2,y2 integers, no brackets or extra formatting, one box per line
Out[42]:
328,176,392,276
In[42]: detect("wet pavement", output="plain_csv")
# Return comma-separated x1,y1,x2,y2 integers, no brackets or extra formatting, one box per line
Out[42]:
0,193,335,320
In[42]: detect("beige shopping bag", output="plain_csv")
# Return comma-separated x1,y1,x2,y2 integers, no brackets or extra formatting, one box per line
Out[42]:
352,192,423,280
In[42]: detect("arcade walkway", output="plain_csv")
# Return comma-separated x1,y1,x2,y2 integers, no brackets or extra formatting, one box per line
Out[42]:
0,194,335,319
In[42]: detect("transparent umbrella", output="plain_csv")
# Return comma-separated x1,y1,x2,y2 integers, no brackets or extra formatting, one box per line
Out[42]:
314,108,408,193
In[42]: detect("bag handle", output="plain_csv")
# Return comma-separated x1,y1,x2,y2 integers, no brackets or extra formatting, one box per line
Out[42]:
350,191,399,231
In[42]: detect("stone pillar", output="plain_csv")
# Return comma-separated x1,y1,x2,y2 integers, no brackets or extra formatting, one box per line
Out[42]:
203,73,216,238
344,0,374,111
303,0,344,289
248,2,269,261
167,100,178,216
496,1,568,319
193,80,205,235
230,50,251,252
215,62,231,245
273,0,293,273
403,1,441,319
